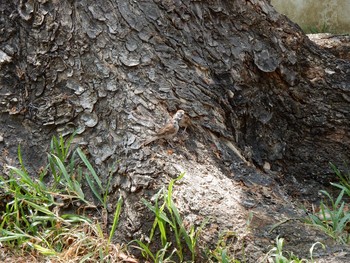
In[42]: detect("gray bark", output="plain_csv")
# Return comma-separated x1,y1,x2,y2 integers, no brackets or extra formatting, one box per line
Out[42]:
1,0,350,261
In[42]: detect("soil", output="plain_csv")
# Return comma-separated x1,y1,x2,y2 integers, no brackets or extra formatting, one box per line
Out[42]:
161,134,350,262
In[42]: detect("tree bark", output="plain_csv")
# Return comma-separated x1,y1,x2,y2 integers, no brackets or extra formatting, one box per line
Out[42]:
1,0,350,261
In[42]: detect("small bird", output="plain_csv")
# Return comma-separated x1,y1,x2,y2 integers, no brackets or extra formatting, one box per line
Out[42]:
179,113,191,133
142,110,185,146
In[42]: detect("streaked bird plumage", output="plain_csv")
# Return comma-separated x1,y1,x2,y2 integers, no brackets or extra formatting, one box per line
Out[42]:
142,110,185,146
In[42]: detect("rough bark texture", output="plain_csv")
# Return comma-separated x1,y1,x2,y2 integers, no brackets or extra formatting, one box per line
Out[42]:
1,0,350,261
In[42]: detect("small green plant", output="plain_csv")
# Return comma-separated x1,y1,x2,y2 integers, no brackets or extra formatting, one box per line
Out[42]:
132,240,176,263
108,195,123,246
205,231,241,263
0,148,89,255
0,133,126,261
306,163,350,244
48,133,110,209
306,189,350,244
132,173,206,262
48,132,76,185
262,236,324,263
205,213,253,263
76,147,111,209
329,162,350,197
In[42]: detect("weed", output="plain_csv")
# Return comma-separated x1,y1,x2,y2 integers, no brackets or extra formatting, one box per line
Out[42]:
108,195,123,246
205,212,254,263
262,236,325,263
205,231,241,263
306,189,350,244
306,164,350,244
329,162,350,198
48,134,110,209
132,173,206,262
0,133,129,261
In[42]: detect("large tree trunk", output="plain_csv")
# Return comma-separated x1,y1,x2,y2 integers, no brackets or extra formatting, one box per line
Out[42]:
1,0,350,261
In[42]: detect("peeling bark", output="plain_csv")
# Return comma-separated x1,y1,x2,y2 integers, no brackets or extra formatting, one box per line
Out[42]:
1,0,350,261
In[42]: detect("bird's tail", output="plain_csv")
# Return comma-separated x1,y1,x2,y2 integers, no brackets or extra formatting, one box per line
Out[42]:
142,136,158,147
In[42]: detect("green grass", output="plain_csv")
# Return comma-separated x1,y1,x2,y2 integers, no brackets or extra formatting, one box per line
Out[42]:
131,173,207,262
263,236,324,263
306,163,350,244
329,162,350,197
306,189,350,244
48,133,110,209
205,231,241,263
0,134,127,262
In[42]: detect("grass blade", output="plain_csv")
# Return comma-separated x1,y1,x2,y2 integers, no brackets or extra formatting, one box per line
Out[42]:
76,148,103,190
7,166,35,189
24,200,56,217
132,240,156,261
108,196,123,244
32,244,57,256
0,230,29,242
84,172,104,206
51,155,74,190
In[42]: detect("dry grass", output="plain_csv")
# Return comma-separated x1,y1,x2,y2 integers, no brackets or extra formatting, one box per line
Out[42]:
0,222,137,263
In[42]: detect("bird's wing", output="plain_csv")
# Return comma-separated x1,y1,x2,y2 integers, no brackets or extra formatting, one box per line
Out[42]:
157,122,177,136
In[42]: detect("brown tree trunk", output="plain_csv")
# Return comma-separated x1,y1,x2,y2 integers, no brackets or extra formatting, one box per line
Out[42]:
1,0,350,261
